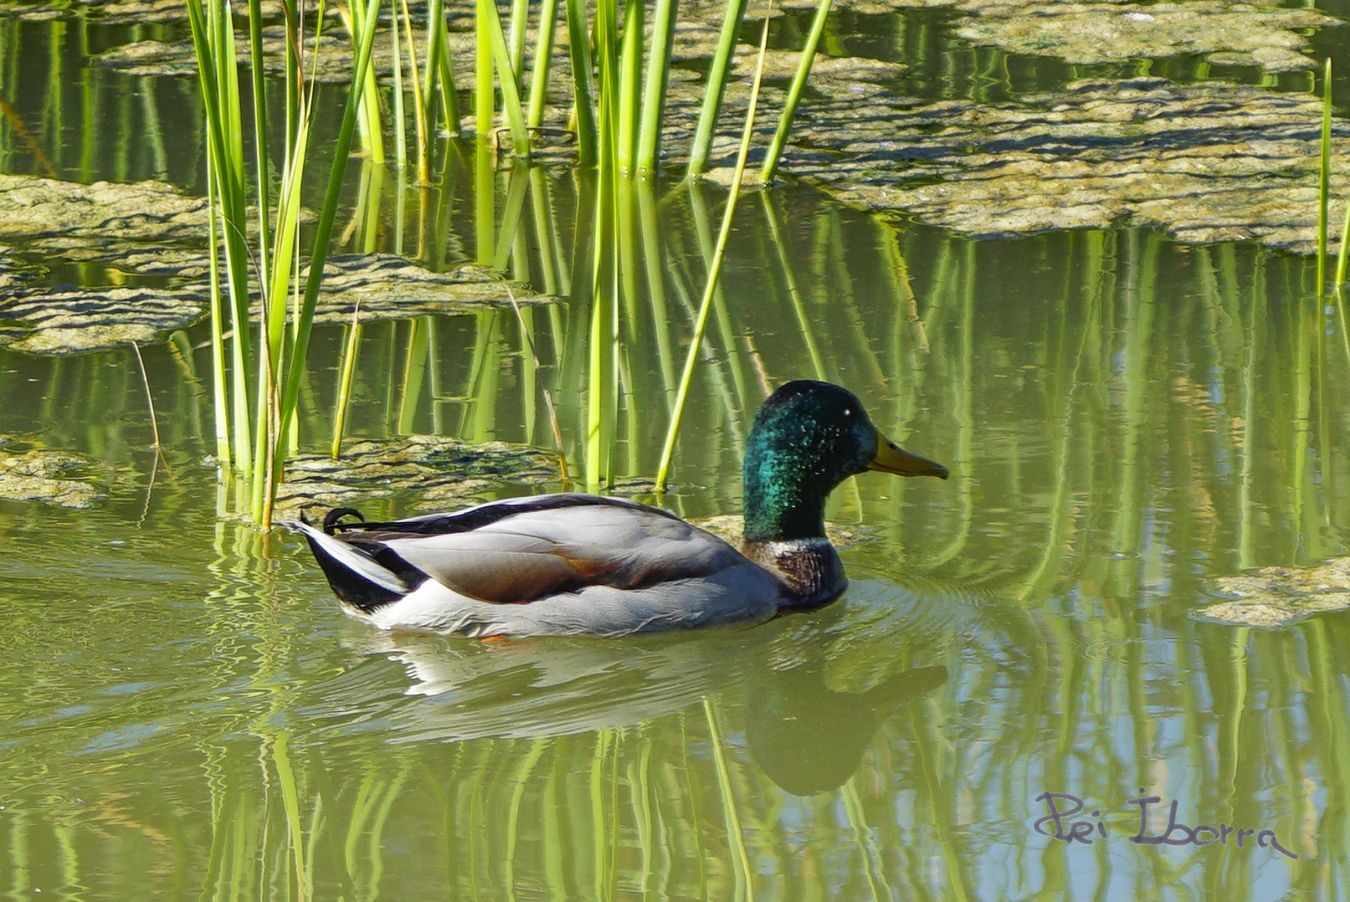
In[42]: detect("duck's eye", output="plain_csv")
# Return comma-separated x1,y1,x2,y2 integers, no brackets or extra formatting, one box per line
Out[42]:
842,408,853,418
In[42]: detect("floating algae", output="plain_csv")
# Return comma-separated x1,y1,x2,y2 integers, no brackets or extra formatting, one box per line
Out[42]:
1197,559,1350,628
0,286,205,355
0,256,550,355
305,256,549,325
727,50,906,84
951,1,1335,73
784,77,1350,253
274,435,558,519
0,441,112,509
89,0,1337,77
0,174,552,354
0,254,35,294
779,0,1338,73
0,174,213,244
0,0,323,25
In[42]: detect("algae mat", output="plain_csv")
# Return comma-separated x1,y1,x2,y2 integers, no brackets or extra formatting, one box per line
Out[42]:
0,0,320,24
782,0,1337,73
0,174,214,244
0,175,551,354
274,435,559,519
1197,558,1350,628
0,254,550,354
88,0,1339,75
89,36,1350,254
0,438,118,508
785,77,1350,253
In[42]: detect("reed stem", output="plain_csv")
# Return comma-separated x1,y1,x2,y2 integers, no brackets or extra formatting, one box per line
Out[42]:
272,0,384,522
656,11,772,491
761,0,832,183
564,0,598,164
508,0,529,81
527,0,560,129
1318,58,1332,300
686,0,746,176
475,0,495,135
245,0,271,279
398,0,430,183
483,0,532,156
636,0,678,177
389,0,407,168
423,0,446,145
617,0,643,174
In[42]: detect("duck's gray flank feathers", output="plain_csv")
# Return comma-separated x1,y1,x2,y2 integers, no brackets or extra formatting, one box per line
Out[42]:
351,497,753,604
284,493,791,636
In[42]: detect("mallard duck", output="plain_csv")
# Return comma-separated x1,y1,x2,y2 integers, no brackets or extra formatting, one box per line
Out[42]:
284,380,948,637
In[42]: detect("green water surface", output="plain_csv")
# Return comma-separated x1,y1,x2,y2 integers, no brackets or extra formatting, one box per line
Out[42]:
2,4,1349,899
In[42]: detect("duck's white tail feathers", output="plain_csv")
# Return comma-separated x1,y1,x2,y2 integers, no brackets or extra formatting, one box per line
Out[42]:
280,519,410,611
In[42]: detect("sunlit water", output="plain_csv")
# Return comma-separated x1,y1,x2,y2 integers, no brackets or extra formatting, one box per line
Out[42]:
3,5,1350,900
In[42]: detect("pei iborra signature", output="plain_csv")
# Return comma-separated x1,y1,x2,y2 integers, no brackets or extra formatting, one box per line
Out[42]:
1032,790,1298,860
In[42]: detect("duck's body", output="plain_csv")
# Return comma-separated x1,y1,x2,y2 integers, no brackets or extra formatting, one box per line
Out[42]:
288,494,844,637
286,381,947,637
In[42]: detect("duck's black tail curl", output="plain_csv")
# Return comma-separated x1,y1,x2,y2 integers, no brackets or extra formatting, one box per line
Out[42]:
280,512,408,613
323,507,366,535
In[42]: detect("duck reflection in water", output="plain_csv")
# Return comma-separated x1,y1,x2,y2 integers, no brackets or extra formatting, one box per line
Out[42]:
328,580,955,795
747,658,948,795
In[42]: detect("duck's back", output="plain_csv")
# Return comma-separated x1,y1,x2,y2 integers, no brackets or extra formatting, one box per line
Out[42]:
291,494,790,637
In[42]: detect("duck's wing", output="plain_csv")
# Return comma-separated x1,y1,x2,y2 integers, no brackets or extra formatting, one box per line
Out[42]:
291,494,762,608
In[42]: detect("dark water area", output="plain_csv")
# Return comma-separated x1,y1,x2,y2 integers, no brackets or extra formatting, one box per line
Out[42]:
2,3,1350,899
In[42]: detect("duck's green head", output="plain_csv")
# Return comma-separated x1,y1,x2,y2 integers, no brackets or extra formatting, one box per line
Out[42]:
742,381,948,542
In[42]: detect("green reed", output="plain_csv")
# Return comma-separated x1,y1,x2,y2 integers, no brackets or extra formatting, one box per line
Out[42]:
342,0,386,164
617,0,643,176
637,0,678,176
1324,56,1350,348
462,0,822,180
655,13,772,491
452,0,831,486
424,0,459,141
760,0,832,183
481,0,531,156
389,0,408,168
686,0,748,176
399,1,431,182
1318,58,1332,299
526,0,560,131
187,0,381,526
561,0,597,163
584,0,622,487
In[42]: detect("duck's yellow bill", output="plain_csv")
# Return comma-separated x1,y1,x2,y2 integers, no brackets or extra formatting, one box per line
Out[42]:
868,435,950,479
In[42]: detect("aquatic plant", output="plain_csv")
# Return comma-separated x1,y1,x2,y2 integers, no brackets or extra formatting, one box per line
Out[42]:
760,0,833,183
1318,59,1332,299
187,0,382,525
1330,58,1350,297
655,14,773,491
467,0,826,180
174,0,838,502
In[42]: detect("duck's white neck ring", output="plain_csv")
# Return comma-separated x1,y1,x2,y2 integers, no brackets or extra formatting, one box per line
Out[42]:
743,538,846,609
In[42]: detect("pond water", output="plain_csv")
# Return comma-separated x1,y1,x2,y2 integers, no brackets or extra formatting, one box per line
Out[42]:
3,3,1350,899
